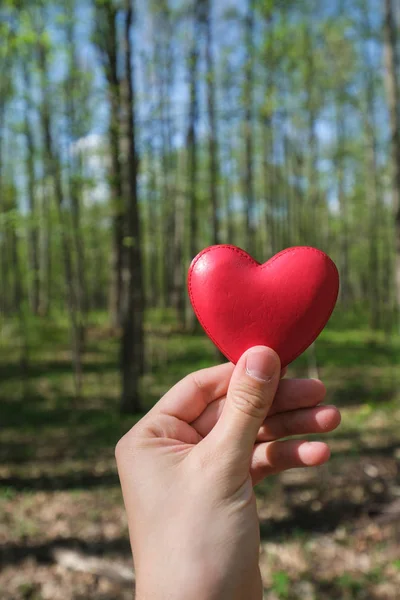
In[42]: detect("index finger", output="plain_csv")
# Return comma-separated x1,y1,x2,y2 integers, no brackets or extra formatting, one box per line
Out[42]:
150,362,235,423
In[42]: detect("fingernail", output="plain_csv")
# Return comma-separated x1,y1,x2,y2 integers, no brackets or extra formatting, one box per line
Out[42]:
245,347,279,382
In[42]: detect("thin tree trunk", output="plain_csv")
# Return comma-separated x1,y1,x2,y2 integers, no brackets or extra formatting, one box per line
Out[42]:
9,181,29,394
224,136,234,244
383,0,400,320
145,116,159,308
262,118,275,255
120,0,144,413
38,38,83,400
171,159,186,328
156,38,172,308
188,4,200,260
94,1,125,329
23,66,40,316
304,24,320,248
0,98,8,316
335,106,351,305
65,12,88,344
186,2,201,329
244,0,255,255
362,5,382,328
204,0,219,246
39,180,52,317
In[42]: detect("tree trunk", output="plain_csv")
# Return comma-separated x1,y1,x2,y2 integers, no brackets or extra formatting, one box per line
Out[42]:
23,65,40,316
65,12,88,344
39,180,52,317
94,0,125,329
335,105,351,305
38,38,83,400
383,0,400,320
262,118,275,255
244,0,255,255
186,2,201,329
304,24,320,248
204,0,219,246
188,4,200,260
171,156,186,328
8,181,29,394
363,4,382,329
120,0,144,413
0,98,8,316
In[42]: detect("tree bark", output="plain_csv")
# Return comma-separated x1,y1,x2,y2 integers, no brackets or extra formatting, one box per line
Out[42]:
335,105,351,305
188,3,200,260
204,0,219,246
120,0,144,413
65,10,88,344
94,0,124,329
186,1,201,329
362,4,382,328
38,37,83,400
23,65,40,316
0,97,8,316
244,0,255,256
383,0,400,319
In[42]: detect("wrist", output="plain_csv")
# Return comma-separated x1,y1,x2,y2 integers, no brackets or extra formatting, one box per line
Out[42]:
135,564,217,600
135,562,262,600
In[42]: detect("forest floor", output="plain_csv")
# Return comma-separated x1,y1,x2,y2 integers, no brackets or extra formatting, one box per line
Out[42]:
1,315,400,599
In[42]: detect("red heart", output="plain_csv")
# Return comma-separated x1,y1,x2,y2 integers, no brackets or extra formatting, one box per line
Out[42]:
188,245,339,367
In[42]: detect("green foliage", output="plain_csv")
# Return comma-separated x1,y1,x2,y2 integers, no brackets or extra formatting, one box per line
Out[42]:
271,571,290,599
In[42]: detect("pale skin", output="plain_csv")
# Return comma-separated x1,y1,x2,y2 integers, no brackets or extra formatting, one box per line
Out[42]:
116,346,341,600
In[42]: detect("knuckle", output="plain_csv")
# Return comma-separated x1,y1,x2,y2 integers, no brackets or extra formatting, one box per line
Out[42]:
114,424,142,463
231,381,267,419
190,371,205,392
114,435,128,462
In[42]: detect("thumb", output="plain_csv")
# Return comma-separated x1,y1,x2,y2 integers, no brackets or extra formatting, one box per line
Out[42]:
207,346,281,469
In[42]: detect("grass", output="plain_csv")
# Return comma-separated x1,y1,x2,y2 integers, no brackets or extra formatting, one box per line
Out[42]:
1,313,400,599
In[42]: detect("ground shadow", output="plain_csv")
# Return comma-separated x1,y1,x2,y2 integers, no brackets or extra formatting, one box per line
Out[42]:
0,536,132,569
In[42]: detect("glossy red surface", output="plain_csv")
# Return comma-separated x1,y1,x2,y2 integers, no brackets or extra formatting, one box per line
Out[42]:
188,245,339,367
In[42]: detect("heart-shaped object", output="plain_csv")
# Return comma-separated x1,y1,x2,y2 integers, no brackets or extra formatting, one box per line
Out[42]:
188,245,339,367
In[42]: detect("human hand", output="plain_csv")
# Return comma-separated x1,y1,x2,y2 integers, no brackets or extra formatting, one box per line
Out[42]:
116,346,340,600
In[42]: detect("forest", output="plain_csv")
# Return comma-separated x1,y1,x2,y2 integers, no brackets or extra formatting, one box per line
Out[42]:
1,0,400,598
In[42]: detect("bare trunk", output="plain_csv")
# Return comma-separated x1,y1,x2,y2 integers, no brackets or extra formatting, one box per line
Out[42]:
362,6,382,328
171,165,186,327
0,99,8,316
9,182,29,394
335,106,351,305
39,39,83,400
304,25,320,248
39,181,52,317
244,0,255,255
23,66,40,316
205,0,219,245
94,1,125,328
65,16,88,343
383,0,400,320
186,2,201,329
120,0,144,413
262,119,275,255
188,8,200,260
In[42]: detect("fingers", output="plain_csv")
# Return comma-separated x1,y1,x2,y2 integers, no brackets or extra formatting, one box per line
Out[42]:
190,378,326,439
257,405,341,442
251,440,331,485
269,378,326,416
151,362,234,423
200,347,281,470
